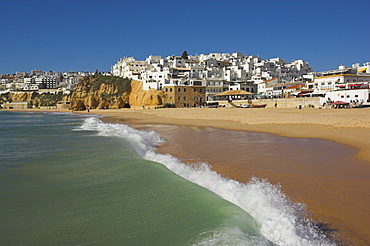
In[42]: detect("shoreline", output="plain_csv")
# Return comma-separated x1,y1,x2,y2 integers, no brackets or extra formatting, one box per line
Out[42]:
91,108,370,245
6,107,370,161
5,107,370,245
81,107,370,163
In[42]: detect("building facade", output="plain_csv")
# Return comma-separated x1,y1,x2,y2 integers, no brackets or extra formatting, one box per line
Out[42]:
111,52,314,102
163,85,206,107
307,63,370,95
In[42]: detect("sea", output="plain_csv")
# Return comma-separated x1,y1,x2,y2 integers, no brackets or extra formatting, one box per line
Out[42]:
0,111,336,245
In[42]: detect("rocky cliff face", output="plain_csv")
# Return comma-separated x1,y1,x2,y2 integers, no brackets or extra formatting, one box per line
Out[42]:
70,76,166,111
8,92,33,102
128,80,165,109
1,92,67,108
1,76,166,110
70,76,131,110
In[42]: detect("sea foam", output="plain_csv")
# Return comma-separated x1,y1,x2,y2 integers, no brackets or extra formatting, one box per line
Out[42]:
79,117,336,246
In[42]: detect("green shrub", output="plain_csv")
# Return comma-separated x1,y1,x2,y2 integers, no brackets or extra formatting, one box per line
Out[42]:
88,75,131,93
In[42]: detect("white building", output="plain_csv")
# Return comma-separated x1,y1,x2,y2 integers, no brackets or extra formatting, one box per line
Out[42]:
111,52,314,101
141,64,169,90
111,57,146,79
307,63,370,95
321,89,370,105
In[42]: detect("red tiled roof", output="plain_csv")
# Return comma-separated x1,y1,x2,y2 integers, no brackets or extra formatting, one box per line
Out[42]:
285,84,304,89
260,78,278,84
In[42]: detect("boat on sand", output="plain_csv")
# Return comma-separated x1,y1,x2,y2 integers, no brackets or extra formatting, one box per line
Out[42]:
252,104,267,108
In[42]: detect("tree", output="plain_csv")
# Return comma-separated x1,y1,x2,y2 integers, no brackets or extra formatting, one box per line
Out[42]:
181,50,189,60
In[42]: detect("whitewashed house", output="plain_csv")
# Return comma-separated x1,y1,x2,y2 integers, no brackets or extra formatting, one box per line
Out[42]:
308,64,370,94
321,89,370,105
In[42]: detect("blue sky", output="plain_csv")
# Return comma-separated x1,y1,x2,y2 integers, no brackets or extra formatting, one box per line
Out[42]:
1,0,369,74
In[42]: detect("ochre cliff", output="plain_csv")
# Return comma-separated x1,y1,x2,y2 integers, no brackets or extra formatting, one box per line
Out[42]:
70,76,166,111
1,92,67,108
70,76,131,110
7,92,33,102
129,80,165,109
1,76,167,110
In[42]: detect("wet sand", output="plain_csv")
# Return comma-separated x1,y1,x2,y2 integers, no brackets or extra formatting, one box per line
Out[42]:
143,124,370,245
97,107,370,245
8,107,370,245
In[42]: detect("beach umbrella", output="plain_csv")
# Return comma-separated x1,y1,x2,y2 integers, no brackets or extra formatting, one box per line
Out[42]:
330,101,350,108
331,101,349,105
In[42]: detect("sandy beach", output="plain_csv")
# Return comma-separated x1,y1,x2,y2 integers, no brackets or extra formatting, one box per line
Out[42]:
93,107,370,245
8,107,370,245
95,107,370,162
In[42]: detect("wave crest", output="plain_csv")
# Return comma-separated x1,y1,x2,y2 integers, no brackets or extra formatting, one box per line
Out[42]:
79,117,335,246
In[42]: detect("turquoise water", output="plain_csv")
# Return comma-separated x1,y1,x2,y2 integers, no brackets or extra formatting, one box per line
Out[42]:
0,111,335,245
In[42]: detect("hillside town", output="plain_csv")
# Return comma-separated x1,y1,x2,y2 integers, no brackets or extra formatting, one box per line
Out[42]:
111,52,370,107
1,51,370,108
0,70,94,94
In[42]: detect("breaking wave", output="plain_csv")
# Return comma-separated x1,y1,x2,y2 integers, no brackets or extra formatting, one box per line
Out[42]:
79,117,336,246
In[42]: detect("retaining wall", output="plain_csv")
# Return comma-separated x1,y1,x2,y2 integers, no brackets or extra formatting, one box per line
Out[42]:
215,97,321,108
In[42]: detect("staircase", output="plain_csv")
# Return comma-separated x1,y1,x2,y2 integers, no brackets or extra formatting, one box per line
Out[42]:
228,100,239,108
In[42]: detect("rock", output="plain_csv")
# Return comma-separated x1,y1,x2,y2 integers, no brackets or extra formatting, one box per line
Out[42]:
70,76,165,111
129,80,165,109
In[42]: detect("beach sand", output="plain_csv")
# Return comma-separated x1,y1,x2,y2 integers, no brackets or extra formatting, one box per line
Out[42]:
9,107,370,245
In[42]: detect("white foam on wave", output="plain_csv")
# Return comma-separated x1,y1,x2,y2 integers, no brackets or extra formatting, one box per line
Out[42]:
79,117,336,246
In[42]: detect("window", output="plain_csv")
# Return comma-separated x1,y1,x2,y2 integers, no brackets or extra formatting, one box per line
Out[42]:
347,95,350,98
355,95,359,97
184,97,187,100
165,88,168,92
194,97,197,100
184,88,186,92
178,97,181,100
178,88,180,92
341,95,344,98
200,89,203,92
170,97,172,100
170,88,172,92
194,88,196,92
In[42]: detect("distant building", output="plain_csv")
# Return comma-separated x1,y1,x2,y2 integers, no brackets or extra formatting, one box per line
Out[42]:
111,52,314,103
56,101,71,109
4,101,29,109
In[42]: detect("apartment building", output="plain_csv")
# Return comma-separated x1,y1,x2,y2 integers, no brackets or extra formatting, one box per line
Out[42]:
1,70,90,93
111,57,147,80
307,63,370,95
163,85,206,108
111,52,313,102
